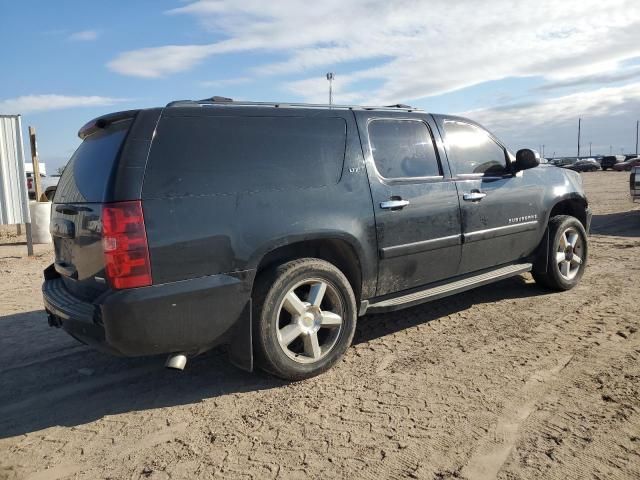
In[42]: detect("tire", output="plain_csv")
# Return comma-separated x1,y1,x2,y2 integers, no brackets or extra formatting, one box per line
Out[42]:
252,258,357,380
532,215,588,291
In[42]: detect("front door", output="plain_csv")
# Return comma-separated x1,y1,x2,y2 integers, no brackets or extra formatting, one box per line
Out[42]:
437,117,544,274
356,112,462,296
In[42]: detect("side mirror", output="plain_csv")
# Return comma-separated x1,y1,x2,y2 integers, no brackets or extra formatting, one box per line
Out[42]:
515,149,540,171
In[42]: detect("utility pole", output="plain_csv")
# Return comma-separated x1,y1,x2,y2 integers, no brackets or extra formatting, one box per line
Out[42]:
542,144,545,158
577,118,581,158
636,120,639,156
326,72,335,106
589,142,592,156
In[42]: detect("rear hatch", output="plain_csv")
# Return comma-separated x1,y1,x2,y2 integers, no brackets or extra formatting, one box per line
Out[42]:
51,118,133,302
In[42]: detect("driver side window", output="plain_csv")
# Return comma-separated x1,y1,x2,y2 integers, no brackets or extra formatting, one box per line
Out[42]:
443,120,507,176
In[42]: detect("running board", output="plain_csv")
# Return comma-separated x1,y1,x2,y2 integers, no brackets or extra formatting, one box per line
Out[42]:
366,263,532,313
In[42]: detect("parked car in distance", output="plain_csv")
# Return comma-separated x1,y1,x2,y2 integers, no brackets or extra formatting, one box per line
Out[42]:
631,166,640,202
601,155,625,170
550,157,574,167
613,156,640,171
564,158,600,172
42,98,591,380
25,162,60,200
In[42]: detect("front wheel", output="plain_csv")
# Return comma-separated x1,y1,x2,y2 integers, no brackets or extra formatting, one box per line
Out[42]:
252,258,357,380
532,215,588,291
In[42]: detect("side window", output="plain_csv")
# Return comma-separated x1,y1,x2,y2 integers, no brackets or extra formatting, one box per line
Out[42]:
443,120,507,176
143,115,347,197
368,119,441,179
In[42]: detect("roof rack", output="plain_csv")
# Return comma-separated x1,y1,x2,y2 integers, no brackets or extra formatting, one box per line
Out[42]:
165,96,420,112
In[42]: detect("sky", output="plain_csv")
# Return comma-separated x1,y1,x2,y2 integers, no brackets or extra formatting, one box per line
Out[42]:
2,0,640,172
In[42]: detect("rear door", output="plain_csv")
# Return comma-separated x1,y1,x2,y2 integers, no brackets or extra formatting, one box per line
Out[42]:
435,116,544,275
355,111,462,296
51,119,132,301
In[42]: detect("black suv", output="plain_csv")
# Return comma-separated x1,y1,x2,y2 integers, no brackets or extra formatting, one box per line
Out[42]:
43,98,591,380
601,155,624,170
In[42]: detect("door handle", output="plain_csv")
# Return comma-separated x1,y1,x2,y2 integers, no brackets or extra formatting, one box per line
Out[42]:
380,199,410,210
463,191,487,202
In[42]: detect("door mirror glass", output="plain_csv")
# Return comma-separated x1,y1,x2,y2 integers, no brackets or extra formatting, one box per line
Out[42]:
515,149,540,171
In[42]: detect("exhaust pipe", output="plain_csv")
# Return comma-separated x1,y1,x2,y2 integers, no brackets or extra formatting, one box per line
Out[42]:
165,353,187,370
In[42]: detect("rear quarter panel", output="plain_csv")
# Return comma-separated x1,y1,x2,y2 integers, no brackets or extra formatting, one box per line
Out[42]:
141,107,378,298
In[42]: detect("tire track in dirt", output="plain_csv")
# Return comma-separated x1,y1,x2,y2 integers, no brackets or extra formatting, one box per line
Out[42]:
461,354,574,480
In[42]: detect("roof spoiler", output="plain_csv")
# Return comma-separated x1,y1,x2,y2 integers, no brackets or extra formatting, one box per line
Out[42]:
78,109,140,139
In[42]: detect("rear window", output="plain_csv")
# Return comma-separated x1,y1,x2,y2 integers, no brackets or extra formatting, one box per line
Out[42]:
54,120,131,203
143,115,347,197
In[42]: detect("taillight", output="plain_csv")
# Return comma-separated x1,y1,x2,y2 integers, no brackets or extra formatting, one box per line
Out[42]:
102,201,152,289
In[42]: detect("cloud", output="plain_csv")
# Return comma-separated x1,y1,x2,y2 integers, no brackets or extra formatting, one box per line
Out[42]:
108,44,227,78
108,0,640,106
0,95,128,114
68,30,99,41
537,65,640,91
461,82,640,154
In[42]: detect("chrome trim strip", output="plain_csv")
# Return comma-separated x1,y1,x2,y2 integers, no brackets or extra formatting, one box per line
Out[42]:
380,234,462,259
464,220,538,243
368,263,532,311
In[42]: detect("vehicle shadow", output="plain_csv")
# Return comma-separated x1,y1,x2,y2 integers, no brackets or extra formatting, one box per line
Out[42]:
0,312,290,439
0,276,547,439
354,275,547,345
590,210,640,237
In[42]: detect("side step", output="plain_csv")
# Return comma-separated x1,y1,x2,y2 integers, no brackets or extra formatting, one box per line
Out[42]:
366,263,532,313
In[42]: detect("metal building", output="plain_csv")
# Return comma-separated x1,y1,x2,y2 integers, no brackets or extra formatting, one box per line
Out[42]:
0,115,30,225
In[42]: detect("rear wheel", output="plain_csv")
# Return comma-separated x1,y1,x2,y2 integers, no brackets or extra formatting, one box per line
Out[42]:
253,258,357,380
532,215,588,291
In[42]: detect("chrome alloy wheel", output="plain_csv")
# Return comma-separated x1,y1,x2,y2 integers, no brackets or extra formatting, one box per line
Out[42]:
276,279,344,364
556,227,584,281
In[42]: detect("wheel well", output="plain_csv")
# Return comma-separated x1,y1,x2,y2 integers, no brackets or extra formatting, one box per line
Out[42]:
255,239,362,300
549,198,588,228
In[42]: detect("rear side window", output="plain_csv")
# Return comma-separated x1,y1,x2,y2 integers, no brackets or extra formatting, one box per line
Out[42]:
54,120,131,203
443,120,507,176
368,119,441,179
143,115,347,197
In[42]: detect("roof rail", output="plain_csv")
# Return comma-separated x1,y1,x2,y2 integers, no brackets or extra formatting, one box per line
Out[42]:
165,96,420,112
385,104,413,109
199,95,233,103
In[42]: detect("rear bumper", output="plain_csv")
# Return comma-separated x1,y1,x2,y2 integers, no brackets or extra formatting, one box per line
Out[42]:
43,265,254,357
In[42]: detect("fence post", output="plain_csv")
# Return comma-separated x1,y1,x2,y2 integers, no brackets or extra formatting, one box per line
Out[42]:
29,126,44,202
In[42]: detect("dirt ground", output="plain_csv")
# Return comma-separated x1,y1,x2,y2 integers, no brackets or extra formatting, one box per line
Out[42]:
0,171,638,480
